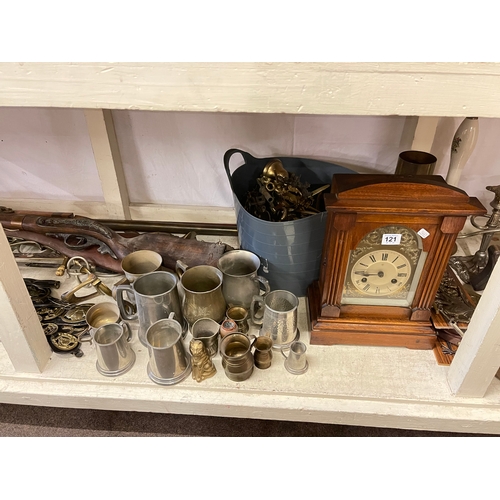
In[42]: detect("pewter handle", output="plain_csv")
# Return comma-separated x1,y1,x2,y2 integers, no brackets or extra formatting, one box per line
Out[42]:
249,334,258,357
175,259,188,279
253,275,270,297
115,283,138,320
119,320,133,342
250,294,265,325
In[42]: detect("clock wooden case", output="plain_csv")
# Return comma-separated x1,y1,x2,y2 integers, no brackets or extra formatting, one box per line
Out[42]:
308,174,486,349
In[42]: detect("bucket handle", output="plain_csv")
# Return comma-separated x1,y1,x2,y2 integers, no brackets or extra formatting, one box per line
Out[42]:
223,149,259,192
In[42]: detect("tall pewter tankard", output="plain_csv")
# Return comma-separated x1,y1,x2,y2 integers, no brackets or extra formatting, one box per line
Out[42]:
145,313,191,385
251,289,299,350
176,261,226,326
116,270,186,346
93,322,135,377
217,250,270,309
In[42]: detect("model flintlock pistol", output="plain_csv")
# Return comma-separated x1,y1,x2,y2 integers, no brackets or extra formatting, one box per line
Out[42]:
0,207,231,273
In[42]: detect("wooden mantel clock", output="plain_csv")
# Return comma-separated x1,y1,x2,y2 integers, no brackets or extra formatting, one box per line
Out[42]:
307,174,486,349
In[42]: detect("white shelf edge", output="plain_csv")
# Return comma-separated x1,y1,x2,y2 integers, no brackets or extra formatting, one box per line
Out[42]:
2,62,500,117
1,353,500,434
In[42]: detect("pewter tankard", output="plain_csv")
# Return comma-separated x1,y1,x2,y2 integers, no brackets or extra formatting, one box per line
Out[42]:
251,289,299,349
282,341,308,375
217,250,270,309
116,270,186,346
145,314,191,385
113,250,163,310
93,322,135,377
176,261,226,326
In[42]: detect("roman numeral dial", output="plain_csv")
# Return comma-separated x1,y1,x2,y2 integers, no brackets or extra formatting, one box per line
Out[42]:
350,249,411,296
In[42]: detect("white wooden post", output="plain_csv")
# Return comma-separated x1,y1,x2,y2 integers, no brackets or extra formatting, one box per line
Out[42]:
399,117,440,162
410,117,440,152
447,257,500,396
0,225,52,372
84,109,131,220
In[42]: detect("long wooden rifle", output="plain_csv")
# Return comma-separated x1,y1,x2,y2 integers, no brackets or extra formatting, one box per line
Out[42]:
0,208,231,273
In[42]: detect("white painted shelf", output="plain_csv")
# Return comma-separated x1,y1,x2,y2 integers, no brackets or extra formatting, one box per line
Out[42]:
1,62,500,116
2,267,500,435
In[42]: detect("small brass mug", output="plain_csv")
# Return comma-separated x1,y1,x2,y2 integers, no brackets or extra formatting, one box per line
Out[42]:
254,336,273,370
86,301,130,338
121,250,163,283
220,333,256,382
226,305,249,334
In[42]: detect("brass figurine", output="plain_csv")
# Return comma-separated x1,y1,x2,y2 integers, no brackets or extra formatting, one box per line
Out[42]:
189,339,216,383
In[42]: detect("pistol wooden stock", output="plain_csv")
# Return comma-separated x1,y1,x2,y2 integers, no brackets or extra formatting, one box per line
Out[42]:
1,211,229,273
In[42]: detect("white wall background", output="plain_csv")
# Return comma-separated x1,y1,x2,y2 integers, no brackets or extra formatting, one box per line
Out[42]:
0,107,103,201
0,107,499,212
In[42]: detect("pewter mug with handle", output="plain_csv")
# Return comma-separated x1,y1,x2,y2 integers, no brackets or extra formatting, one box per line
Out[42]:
86,301,130,338
118,249,163,308
220,332,257,382
191,317,220,358
176,261,226,326
281,340,308,375
116,270,186,346
251,289,299,349
217,249,270,309
93,322,135,377
145,313,191,386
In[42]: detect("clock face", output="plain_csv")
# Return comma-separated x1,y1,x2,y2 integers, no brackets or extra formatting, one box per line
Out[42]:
342,225,427,307
350,249,411,296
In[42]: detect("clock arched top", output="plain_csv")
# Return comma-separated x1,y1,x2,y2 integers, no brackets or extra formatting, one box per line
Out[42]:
325,174,487,217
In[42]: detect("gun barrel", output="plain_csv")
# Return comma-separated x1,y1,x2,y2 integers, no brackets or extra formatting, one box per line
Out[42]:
96,219,238,237
0,208,238,237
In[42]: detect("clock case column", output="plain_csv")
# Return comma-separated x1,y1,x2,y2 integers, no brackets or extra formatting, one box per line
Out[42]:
308,174,486,349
